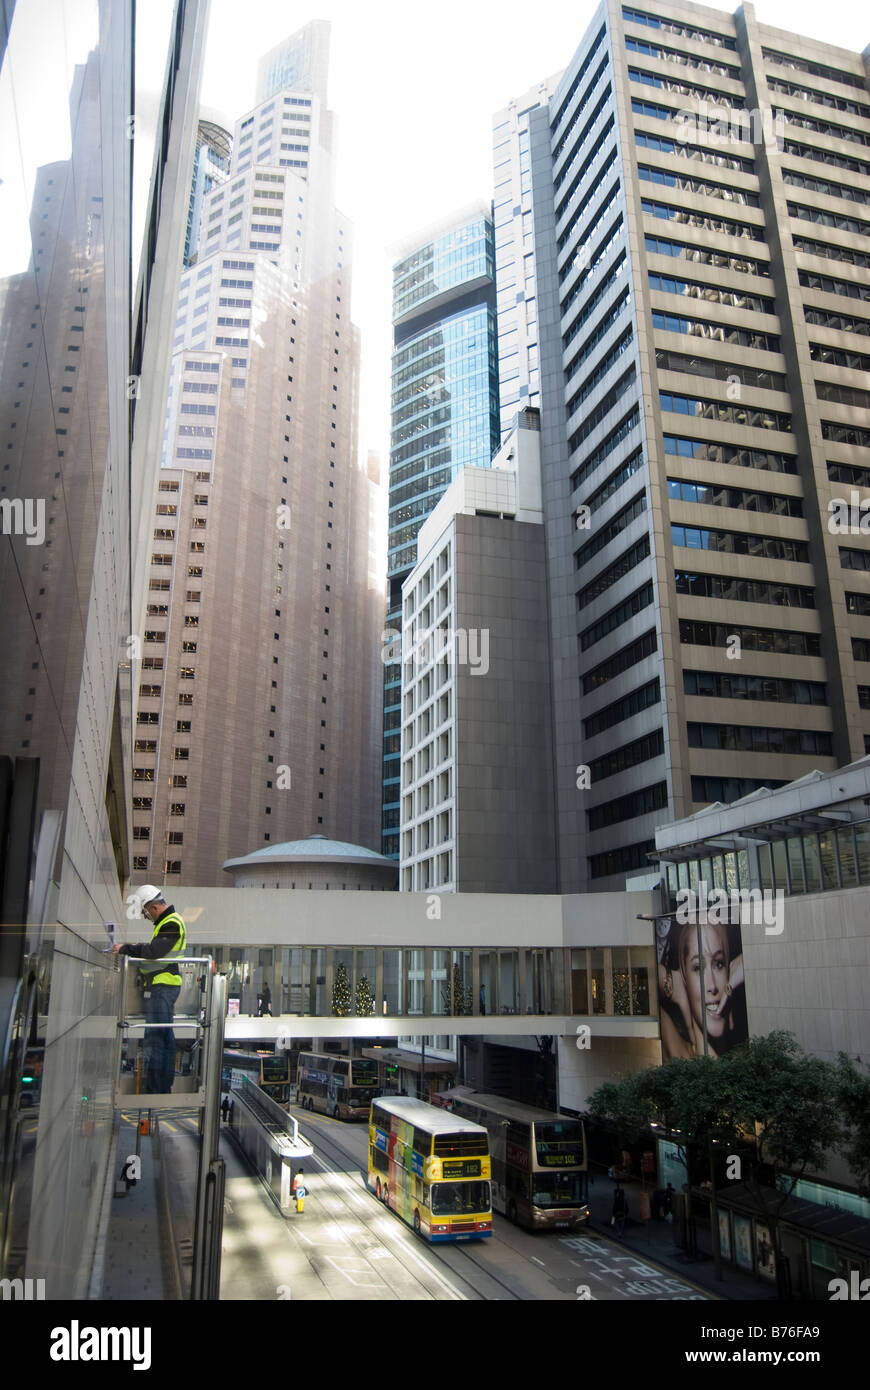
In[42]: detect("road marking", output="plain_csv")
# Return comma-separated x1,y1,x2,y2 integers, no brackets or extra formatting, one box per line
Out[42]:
531,1256,545,1268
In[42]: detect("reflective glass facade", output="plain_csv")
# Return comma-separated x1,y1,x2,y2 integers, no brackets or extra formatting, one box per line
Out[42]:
382,212,499,857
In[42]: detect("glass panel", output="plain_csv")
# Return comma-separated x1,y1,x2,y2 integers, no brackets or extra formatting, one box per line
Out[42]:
666,863,678,909
803,834,821,895
611,947,631,1014
817,833,837,891
698,857,713,892
630,949,652,1014
737,849,749,891
837,827,858,888
688,859,699,893
432,948,449,1016
724,853,738,894
478,950,496,1016
855,824,870,885
757,843,773,892
355,948,376,1016
712,855,725,890
571,949,589,1013
590,948,607,1015
407,948,424,1015
678,862,689,890
771,839,788,893
498,950,519,1014
382,949,402,1014
787,836,805,894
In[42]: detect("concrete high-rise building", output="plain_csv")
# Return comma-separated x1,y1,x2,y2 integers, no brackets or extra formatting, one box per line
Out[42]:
133,21,383,887
0,0,209,1296
382,206,500,858
490,0,870,892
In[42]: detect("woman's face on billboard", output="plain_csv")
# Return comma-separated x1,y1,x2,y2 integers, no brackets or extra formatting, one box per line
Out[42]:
680,922,730,1040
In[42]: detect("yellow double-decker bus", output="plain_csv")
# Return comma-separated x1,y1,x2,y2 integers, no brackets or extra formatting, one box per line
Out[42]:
368,1097,492,1242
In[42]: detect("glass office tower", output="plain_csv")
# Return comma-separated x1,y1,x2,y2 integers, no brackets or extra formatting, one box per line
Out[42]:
382,206,500,857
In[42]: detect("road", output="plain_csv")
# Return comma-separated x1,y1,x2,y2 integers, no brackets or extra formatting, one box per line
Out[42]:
217,1103,712,1301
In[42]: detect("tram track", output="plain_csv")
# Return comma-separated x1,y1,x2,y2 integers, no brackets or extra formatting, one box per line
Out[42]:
292,1106,525,1301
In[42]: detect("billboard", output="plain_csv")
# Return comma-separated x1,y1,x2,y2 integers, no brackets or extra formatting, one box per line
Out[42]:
654,911,747,1061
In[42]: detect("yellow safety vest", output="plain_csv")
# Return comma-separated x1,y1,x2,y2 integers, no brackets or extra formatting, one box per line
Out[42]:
141,911,186,986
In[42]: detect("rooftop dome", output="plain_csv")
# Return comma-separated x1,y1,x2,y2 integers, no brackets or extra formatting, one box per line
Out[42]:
223,834,395,872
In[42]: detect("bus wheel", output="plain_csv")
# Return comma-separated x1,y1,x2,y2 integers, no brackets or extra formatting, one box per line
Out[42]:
308,1097,314,1112
383,1185,389,1205
508,1200,518,1225
376,1179,382,1199
413,1211,421,1236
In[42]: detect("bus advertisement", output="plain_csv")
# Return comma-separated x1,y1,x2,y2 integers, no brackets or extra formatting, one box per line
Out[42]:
295,1051,378,1120
368,1096,492,1242
435,1090,589,1231
222,1049,292,1106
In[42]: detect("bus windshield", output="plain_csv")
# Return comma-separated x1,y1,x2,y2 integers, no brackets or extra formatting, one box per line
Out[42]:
535,1121,585,1166
531,1172,587,1207
351,1059,378,1086
431,1181,491,1216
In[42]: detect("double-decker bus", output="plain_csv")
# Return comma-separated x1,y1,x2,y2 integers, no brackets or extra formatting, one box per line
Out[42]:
368,1096,492,1242
222,1049,292,1106
295,1051,378,1120
435,1090,589,1231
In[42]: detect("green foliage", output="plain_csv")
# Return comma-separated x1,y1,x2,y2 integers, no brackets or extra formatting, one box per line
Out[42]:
834,1052,870,1197
441,964,473,1016
331,962,351,1017
355,974,375,1018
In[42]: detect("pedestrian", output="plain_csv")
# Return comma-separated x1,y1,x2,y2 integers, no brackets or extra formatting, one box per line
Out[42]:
612,1184,628,1237
293,1168,306,1214
221,1095,229,1123
113,886,186,1094
261,982,272,1017
663,1182,674,1220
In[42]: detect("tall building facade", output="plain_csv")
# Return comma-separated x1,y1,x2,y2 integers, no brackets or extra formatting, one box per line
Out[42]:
495,0,870,892
382,206,500,858
183,115,232,266
133,21,383,887
0,0,209,1295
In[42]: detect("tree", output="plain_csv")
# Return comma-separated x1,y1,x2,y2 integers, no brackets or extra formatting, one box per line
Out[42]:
719,1032,841,1296
355,974,375,1017
833,1052,870,1197
441,964,472,1016
332,962,351,1017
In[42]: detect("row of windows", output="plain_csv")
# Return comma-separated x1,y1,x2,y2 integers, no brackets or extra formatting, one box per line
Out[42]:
635,129,754,175
589,726,664,783
799,268,870,304
576,491,646,570
639,164,760,207
823,420,870,448
688,721,832,755
582,676,661,739
668,478,802,518
583,627,657,693
554,98,614,217
818,381,870,411
628,66,745,111
577,532,650,610
579,580,654,651
811,344,870,373
557,146,619,254
570,407,640,493
584,445,645,515
804,306,870,338
587,779,668,832
623,9,737,52
552,25,607,146
625,34,739,80
788,201,870,238
683,669,827,705
780,136,870,180
569,367,636,453
589,838,657,881
691,775,787,803
675,570,814,608
671,524,808,564
661,392,792,433
840,548,870,573
642,196,764,241
783,166,870,207
656,348,786,394
560,205,623,299
679,618,820,657
775,104,870,148
831,462,870,489
652,309,780,353
762,47,865,93
645,233,768,278
649,272,774,314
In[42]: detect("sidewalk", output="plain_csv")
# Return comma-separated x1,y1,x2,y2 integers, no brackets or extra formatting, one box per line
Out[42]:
586,1167,778,1301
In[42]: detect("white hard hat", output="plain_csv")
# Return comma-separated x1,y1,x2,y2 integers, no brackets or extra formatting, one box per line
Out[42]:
137,885,164,908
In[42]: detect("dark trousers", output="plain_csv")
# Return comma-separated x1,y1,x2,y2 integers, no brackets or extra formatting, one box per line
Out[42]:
144,983,180,1093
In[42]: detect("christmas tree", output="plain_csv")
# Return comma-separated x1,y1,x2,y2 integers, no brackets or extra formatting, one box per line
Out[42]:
332,962,351,1016
355,975,375,1017
441,964,473,1016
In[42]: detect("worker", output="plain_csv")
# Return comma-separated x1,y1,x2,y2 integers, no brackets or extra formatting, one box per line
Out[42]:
113,886,186,1094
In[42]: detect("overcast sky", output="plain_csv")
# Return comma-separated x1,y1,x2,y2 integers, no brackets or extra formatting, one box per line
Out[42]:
200,1,870,457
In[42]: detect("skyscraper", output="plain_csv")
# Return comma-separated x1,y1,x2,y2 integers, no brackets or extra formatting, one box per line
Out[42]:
494,0,870,891
183,115,232,267
133,21,383,887
382,205,500,858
